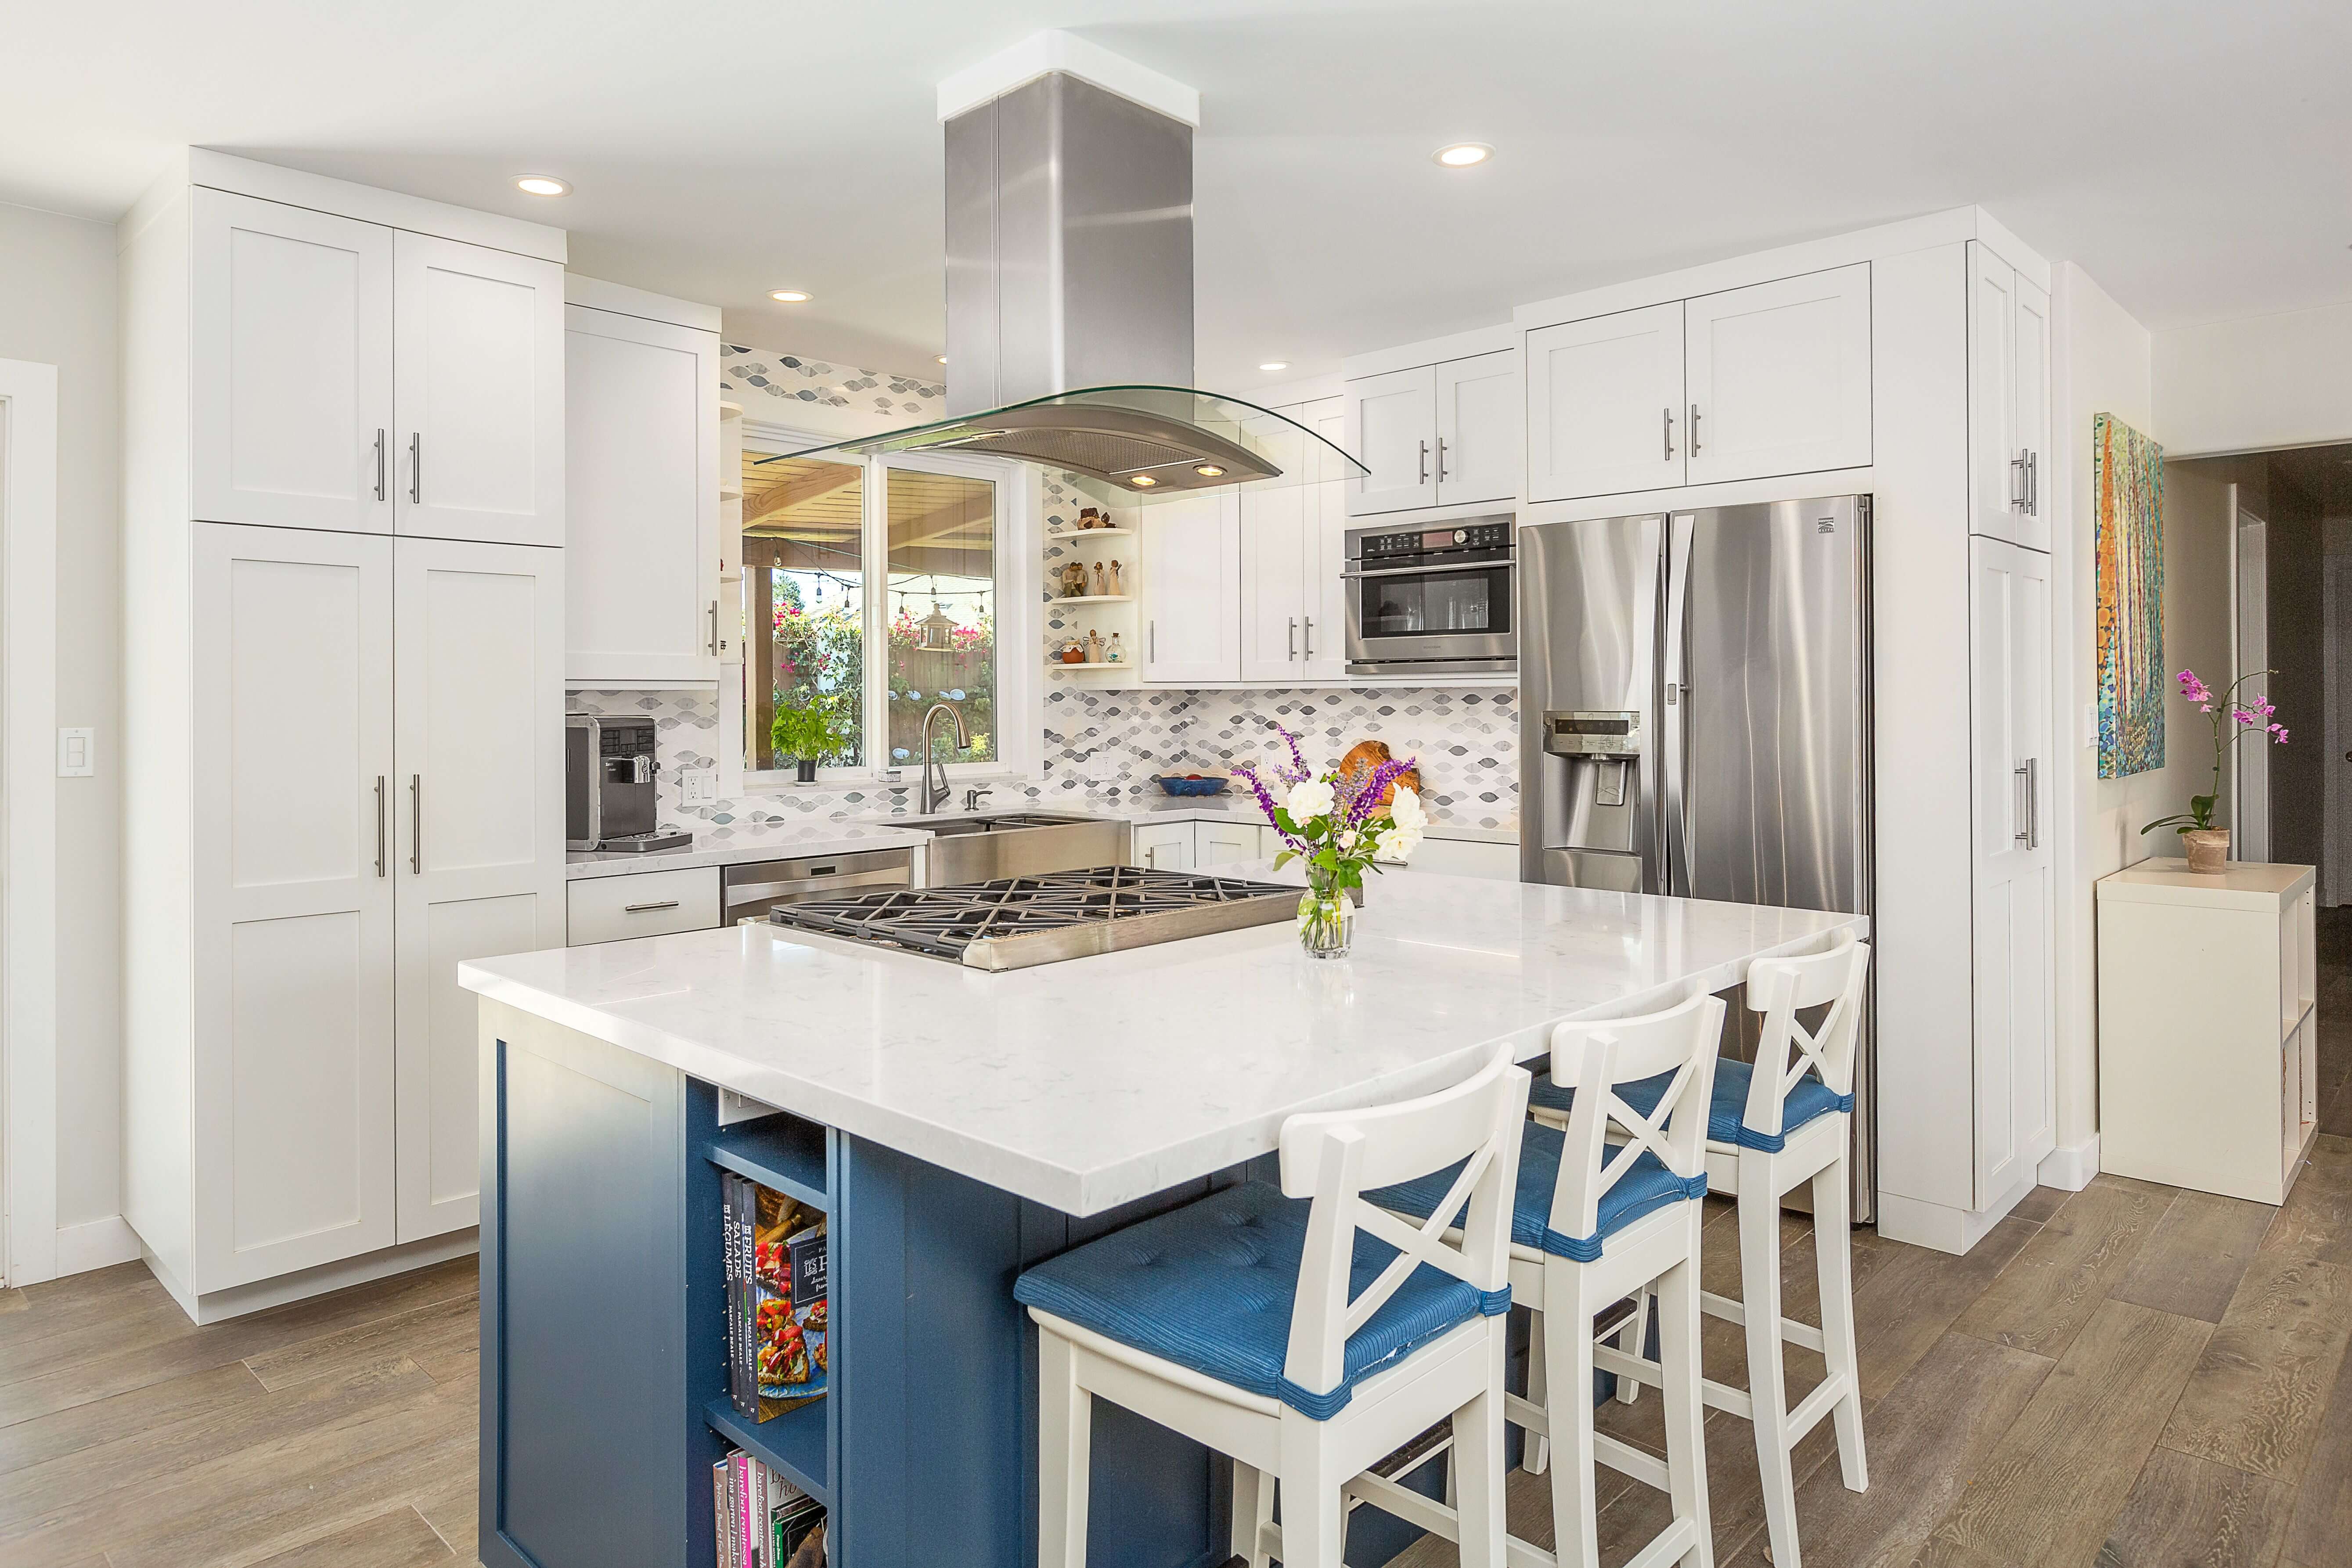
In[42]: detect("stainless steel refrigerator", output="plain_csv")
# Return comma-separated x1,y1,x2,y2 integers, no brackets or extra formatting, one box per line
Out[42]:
1518,496,1875,1216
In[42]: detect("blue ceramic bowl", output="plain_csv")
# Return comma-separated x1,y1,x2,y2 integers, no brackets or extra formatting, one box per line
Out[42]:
1152,774,1231,797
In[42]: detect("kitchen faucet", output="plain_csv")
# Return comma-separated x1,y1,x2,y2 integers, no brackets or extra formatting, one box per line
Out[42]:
918,702,970,814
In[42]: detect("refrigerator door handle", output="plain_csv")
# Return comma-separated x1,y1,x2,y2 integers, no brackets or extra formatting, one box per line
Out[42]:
1661,514,1695,895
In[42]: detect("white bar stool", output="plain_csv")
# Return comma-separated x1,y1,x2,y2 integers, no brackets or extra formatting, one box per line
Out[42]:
1557,935,1872,1568
1356,991,1725,1568
1014,1044,1530,1568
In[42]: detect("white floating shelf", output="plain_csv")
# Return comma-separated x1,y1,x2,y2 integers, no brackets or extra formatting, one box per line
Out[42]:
1050,594,1133,605
720,486,746,500
720,401,746,419
1048,661,1131,670
1047,528,1135,540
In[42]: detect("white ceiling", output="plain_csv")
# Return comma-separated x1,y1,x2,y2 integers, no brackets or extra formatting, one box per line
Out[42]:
8,0,2349,392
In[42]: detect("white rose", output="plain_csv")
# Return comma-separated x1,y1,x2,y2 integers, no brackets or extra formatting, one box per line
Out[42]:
1336,829,1360,851
1286,779,1336,823
1387,786,1427,831
1375,827,1413,861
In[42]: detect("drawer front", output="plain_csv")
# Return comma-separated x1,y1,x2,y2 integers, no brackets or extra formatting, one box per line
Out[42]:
567,866,721,945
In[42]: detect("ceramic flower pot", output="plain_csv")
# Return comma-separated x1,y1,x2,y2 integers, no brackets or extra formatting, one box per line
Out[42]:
2183,827,2230,874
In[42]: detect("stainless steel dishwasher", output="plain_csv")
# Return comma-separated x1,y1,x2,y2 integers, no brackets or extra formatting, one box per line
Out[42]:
721,847,913,924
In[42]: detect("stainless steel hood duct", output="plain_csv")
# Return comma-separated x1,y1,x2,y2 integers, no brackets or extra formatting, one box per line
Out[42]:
760,61,1361,495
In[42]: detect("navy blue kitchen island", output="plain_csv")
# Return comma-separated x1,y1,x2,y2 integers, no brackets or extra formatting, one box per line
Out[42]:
461,873,1862,1568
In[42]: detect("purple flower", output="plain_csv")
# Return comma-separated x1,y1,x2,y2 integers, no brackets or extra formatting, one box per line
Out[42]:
1269,722,1313,788
2178,668,2215,705
1231,761,1308,852
1343,756,1419,826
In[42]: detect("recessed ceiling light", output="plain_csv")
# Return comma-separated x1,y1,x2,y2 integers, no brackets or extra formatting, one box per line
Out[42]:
514,175,569,197
1434,143,1493,168
1259,361,1290,372
1129,474,1158,487
770,289,812,303
1194,464,1225,478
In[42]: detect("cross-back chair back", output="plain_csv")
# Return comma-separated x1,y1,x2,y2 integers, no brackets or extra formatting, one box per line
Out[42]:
1740,933,1870,1142
1545,992,1725,1247
1275,1045,1530,1403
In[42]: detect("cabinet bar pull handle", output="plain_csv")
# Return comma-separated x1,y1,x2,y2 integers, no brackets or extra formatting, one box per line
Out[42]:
1663,407,1675,461
2010,452,2028,511
1689,404,1702,455
408,432,422,504
708,600,719,656
409,774,422,874
374,430,387,502
374,776,386,877
1303,616,1314,658
1436,437,1449,482
623,899,681,913
1289,616,1298,659
2013,759,2038,848
1149,620,1156,662
2026,451,2039,516
1418,440,1430,485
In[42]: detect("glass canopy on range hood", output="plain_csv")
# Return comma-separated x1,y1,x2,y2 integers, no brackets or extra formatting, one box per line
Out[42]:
754,385,1368,499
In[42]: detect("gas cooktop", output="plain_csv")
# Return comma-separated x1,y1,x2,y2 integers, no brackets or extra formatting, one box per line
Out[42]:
765,865,1299,971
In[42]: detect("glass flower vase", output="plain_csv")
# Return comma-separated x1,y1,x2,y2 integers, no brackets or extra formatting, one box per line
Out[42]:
1297,885,1353,960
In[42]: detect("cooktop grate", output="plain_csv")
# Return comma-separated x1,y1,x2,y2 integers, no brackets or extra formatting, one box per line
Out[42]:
767,865,1300,969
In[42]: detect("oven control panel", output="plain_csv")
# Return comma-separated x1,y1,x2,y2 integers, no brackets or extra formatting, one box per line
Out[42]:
1358,520,1513,559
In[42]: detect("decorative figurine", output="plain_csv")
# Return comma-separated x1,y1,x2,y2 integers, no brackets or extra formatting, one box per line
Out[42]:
1107,560,1125,596
1059,639,1087,665
1084,628,1106,664
1106,632,1125,663
1091,561,1109,597
1078,507,1104,529
1059,560,1091,598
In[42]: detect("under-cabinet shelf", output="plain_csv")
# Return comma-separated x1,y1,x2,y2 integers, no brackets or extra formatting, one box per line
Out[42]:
704,1396,832,1510
706,1110,829,1212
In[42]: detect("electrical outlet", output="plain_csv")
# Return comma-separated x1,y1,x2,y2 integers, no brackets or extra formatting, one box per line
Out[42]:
679,767,717,805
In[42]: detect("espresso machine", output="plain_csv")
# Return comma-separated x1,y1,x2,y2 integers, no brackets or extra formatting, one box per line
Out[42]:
566,715,692,853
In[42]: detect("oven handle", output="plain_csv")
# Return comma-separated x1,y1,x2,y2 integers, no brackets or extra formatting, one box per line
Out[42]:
1339,559,1515,580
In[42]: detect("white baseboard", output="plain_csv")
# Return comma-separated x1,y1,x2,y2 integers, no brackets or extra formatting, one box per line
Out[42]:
2038,1135,2100,1192
143,1229,479,1325
54,1215,140,1276
1876,1165,2042,1255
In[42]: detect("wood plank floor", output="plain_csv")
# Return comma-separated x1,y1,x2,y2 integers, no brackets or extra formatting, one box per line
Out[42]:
7,911,2348,1568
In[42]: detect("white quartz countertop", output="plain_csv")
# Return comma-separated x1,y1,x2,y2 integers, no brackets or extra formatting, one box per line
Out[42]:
565,821,931,880
465,867,1862,1215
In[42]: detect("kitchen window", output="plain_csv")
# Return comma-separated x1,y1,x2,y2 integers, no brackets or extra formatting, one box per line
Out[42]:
738,431,1036,787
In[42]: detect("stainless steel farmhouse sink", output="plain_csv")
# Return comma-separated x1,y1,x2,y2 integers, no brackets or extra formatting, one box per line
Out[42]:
899,812,1132,885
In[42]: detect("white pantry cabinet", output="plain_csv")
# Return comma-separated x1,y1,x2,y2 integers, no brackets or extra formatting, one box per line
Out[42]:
1345,350,1520,516
1967,535,2054,1205
1142,492,1242,683
1238,397,1350,682
1967,243,2052,552
1524,264,1873,502
564,299,722,683
392,538,567,1241
125,153,567,1319
189,186,563,546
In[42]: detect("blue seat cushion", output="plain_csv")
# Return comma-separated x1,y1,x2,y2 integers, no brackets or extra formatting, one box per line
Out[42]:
1525,1057,1852,1154
1366,1118,1707,1264
1012,1180,1509,1422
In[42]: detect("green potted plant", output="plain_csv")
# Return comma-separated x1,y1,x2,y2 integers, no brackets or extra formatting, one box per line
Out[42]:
770,694,846,785
2140,667,2288,872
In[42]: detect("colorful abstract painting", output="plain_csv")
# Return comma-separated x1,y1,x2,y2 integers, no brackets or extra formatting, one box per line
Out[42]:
2095,412,2165,778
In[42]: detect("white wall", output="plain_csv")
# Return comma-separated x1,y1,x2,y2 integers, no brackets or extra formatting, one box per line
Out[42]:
0,200,124,1263
2154,300,2352,457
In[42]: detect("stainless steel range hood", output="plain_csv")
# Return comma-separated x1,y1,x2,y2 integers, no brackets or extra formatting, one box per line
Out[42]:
760,64,1362,496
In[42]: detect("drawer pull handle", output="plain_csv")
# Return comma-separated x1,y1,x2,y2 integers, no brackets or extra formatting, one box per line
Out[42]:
623,899,682,913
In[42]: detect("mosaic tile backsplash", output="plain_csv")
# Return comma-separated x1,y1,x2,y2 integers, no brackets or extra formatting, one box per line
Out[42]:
720,342,945,421
567,686,1519,848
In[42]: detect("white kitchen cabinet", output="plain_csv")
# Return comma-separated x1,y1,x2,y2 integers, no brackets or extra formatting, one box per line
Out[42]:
1239,399,1352,682
191,188,395,534
564,302,721,683
1142,492,1241,683
393,538,566,1242
1196,821,1266,867
566,866,723,945
1303,397,1351,680
1433,351,1521,507
392,232,565,547
1967,243,2052,552
1682,264,1873,486
191,524,399,1290
1967,535,2055,1205
1344,365,1438,514
1392,836,1519,881
1525,302,1686,503
1132,821,1196,871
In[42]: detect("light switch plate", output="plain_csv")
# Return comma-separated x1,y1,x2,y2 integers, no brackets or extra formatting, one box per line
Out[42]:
2082,702,2098,748
57,727,94,777
679,767,717,804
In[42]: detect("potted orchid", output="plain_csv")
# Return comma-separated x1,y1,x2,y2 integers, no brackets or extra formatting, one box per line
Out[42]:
1234,723,1425,959
2140,667,2288,873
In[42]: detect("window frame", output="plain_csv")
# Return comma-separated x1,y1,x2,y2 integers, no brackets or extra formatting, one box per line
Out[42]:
735,421,1037,793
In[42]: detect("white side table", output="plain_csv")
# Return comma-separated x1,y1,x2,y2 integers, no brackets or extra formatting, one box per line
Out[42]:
2096,858,2319,1203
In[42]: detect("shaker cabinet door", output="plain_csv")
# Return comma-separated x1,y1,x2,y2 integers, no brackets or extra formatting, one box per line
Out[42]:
191,189,394,534
1525,303,1685,503
191,523,397,1291
1434,350,1520,507
1302,397,1352,680
1344,365,1438,515
1141,492,1241,683
393,536,566,1243
1968,535,2056,1205
1683,263,1872,486
393,232,565,546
